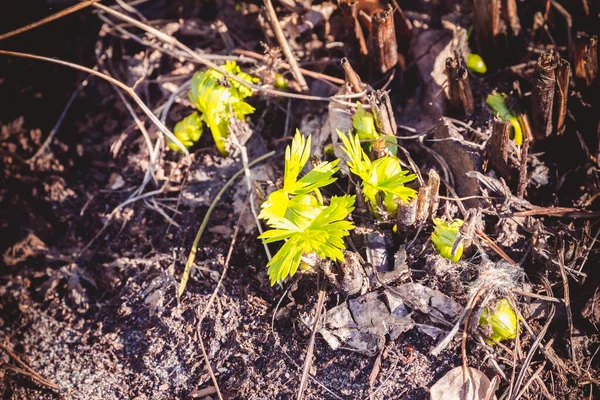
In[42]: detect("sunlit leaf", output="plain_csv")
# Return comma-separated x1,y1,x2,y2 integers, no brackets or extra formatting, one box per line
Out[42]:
431,218,464,262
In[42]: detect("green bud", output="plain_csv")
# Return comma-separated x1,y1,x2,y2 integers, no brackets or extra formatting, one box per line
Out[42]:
431,218,464,262
467,53,487,74
479,298,518,343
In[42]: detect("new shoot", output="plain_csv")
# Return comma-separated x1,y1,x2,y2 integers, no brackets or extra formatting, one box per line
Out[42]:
258,131,355,285
169,61,258,155
352,102,397,156
431,218,464,262
338,130,416,219
479,298,518,344
486,92,523,145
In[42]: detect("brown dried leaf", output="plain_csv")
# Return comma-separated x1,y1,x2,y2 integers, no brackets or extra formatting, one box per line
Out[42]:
430,366,497,400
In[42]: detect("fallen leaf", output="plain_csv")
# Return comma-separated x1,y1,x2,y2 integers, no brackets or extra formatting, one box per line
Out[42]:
430,366,497,400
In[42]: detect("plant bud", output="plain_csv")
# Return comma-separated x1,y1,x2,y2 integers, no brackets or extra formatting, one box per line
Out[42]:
479,298,518,343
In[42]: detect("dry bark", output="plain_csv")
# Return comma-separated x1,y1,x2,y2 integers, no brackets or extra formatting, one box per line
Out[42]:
368,5,398,79
554,58,570,135
339,0,368,66
531,51,558,140
502,0,521,36
473,0,500,66
367,90,396,137
445,53,474,116
488,118,511,179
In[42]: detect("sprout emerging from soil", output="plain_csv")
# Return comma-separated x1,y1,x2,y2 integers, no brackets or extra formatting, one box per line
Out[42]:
466,53,487,74
485,92,524,145
258,131,355,285
431,218,464,262
169,61,258,155
338,130,416,219
479,298,518,343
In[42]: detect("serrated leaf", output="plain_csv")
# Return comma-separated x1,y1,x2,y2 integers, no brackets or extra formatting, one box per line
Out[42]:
174,62,257,156
338,130,416,216
259,195,356,285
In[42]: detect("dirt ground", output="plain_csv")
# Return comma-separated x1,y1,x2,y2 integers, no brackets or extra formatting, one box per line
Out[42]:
1,0,599,399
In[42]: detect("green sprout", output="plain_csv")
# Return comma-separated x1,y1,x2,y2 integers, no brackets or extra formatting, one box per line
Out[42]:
169,61,258,155
338,130,416,219
479,298,518,343
258,131,355,285
486,92,524,146
466,53,487,74
431,218,464,262
352,102,397,156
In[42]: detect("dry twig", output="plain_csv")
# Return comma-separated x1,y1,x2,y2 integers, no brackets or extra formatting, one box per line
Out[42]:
262,0,308,92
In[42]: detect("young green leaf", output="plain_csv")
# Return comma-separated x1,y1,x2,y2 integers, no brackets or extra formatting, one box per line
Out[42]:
486,92,523,145
431,218,464,262
353,102,379,142
352,102,398,155
170,61,257,155
169,112,203,152
259,195,356,285
338,130,416,217
258,130,340,225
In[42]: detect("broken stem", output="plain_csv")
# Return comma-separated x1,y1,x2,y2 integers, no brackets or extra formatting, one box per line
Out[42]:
531,51,557,139
368,5,398,79
573,33,598,87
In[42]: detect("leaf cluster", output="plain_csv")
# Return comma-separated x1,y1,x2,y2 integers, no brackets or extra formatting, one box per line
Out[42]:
169,61,258,155
258,131,355,285
338,130,416,218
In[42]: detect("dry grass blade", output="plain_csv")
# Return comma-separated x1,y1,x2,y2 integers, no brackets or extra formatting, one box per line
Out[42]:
1,343,59,390
92,3,332,102
0,49,189,155
194,195,250,400
0,0,100,41
297,282,327,400
178,151,275,298
262,0,309,92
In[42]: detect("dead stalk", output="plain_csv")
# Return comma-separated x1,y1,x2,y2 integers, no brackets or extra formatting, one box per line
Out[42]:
531,51,557,140
341,57,364,94
554,59,570,135
297,282,327,400
573,33,598,86
445,54,474,116
502,0,521,36
516,115,531,198
368,5,398,79
488,118,511,179
473,0,500,66
339,0,368,62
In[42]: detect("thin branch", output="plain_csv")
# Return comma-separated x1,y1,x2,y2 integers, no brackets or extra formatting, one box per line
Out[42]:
262,0,308,92
92,3,331,102
0,0,100,41
0,49,189,155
